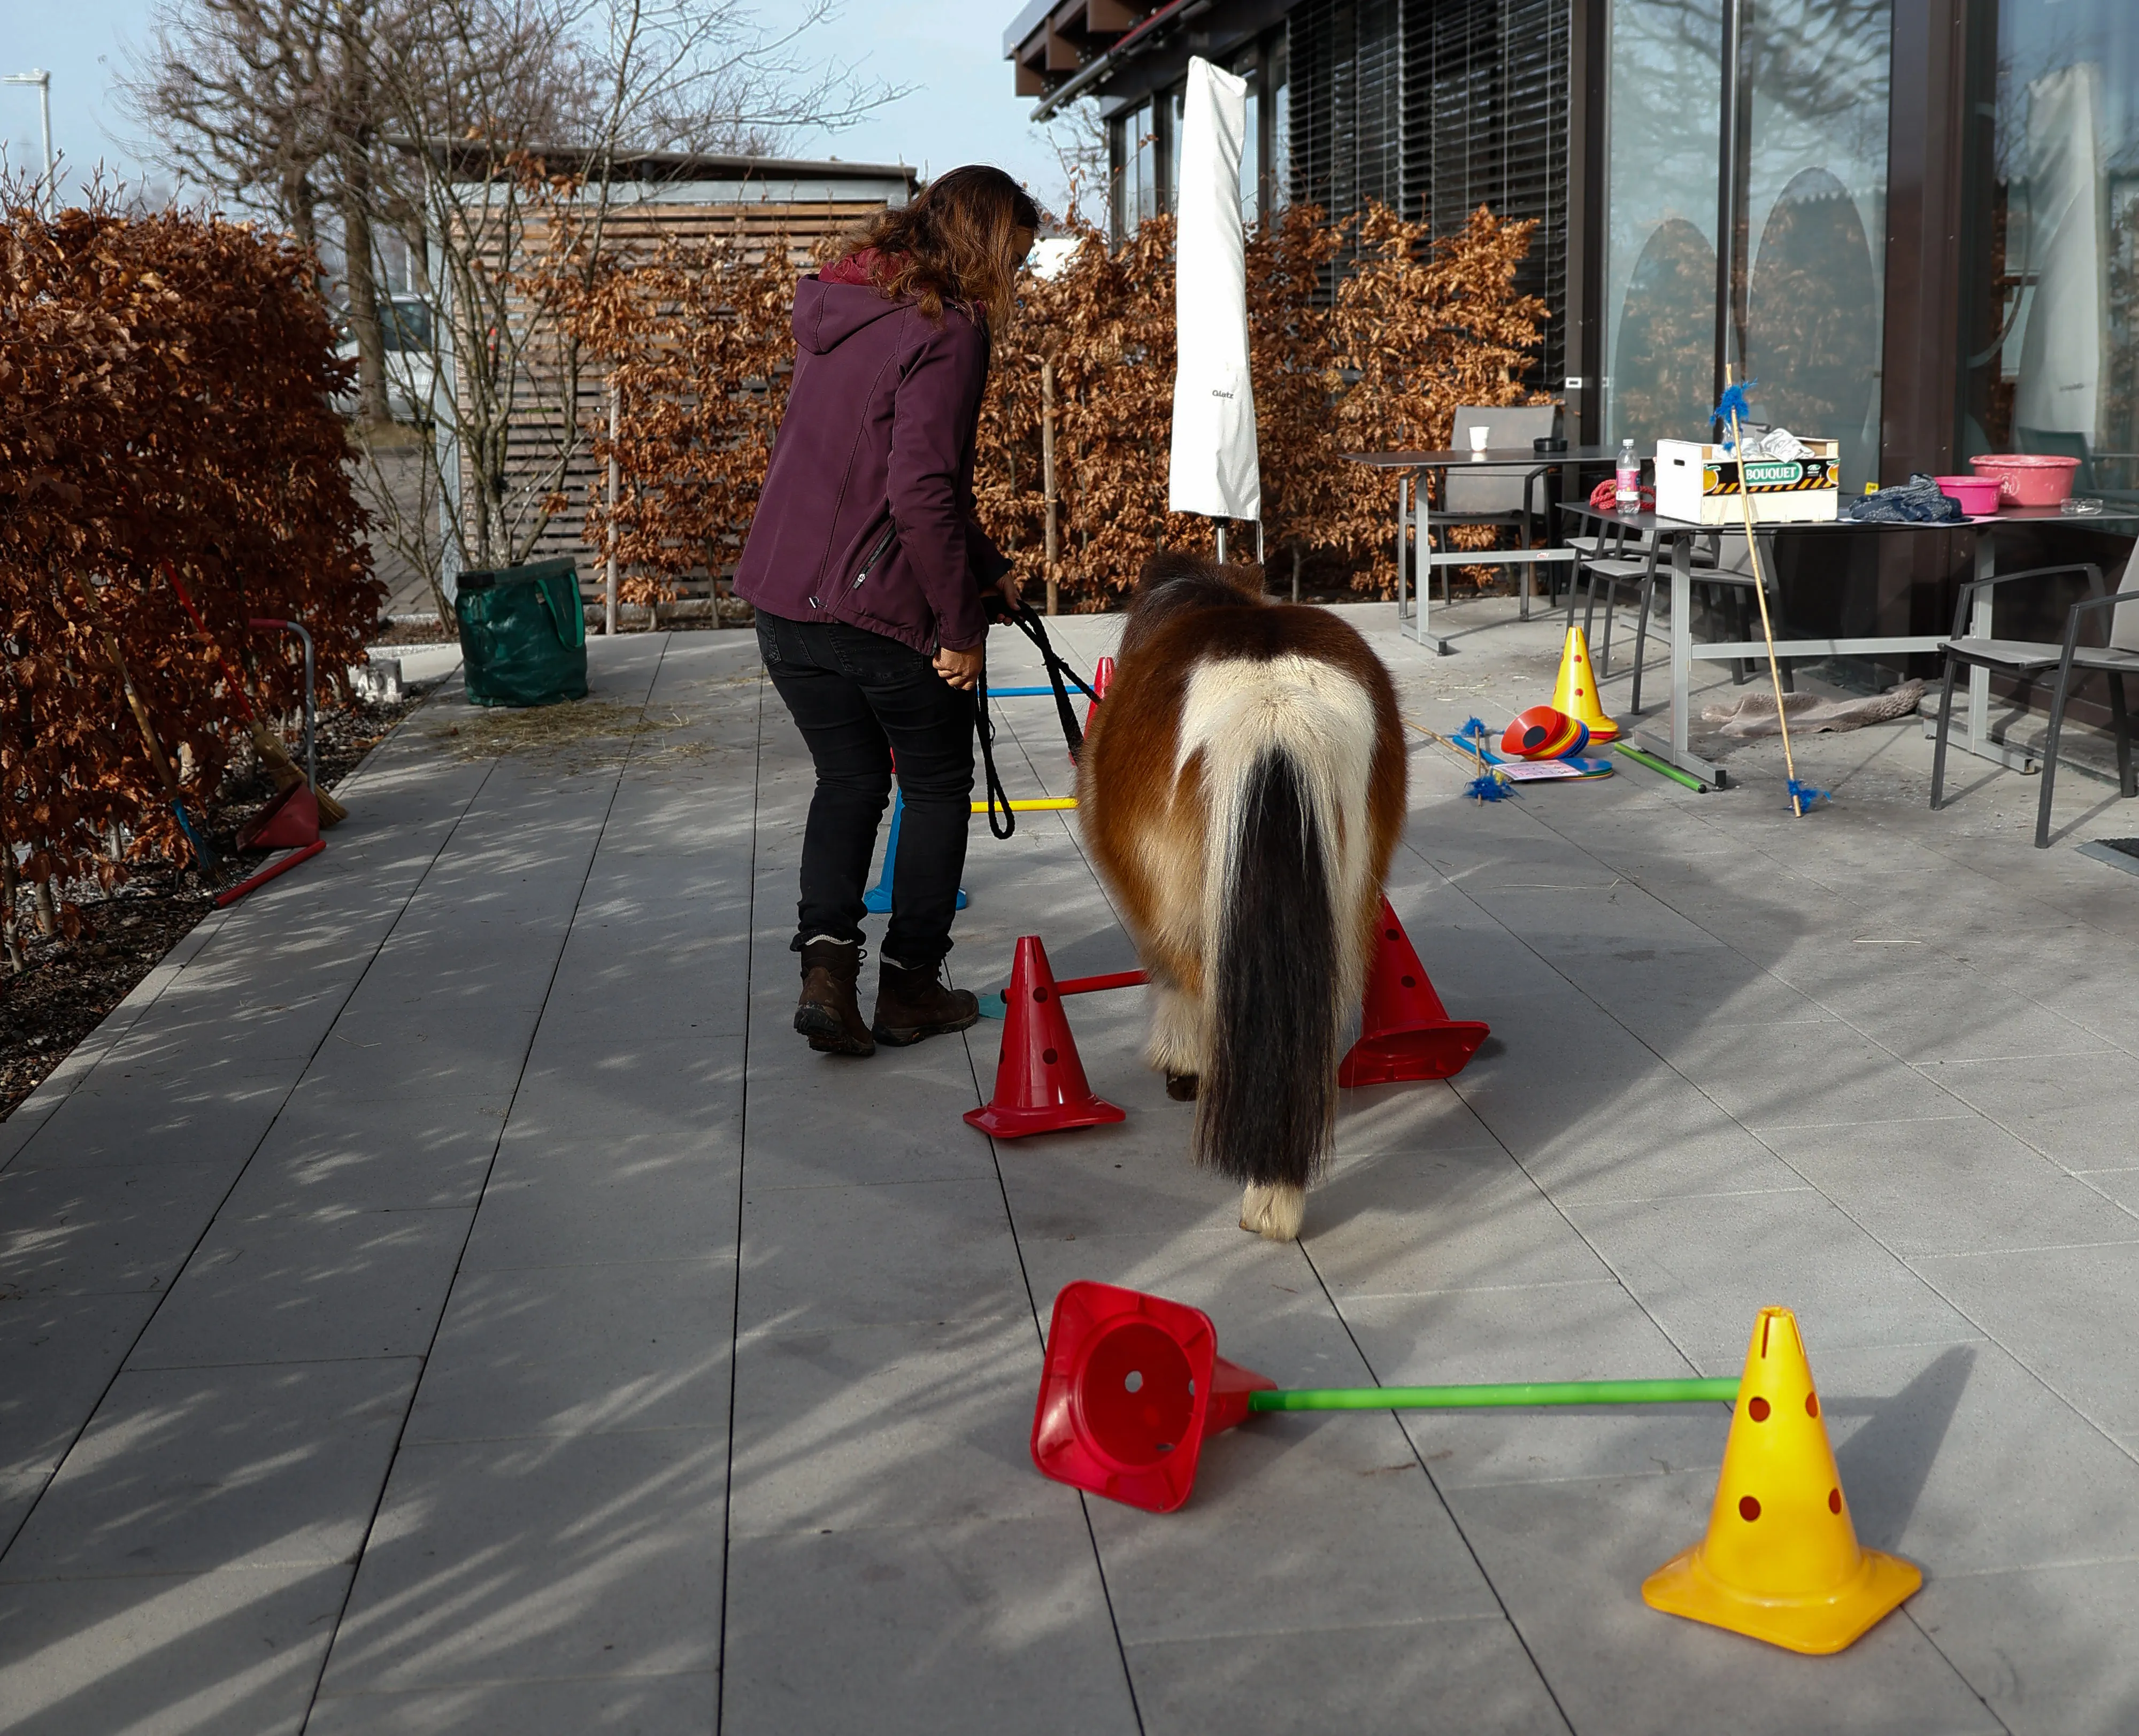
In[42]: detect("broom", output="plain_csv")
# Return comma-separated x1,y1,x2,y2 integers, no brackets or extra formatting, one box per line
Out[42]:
1715,367,1825,818
162,563,347,826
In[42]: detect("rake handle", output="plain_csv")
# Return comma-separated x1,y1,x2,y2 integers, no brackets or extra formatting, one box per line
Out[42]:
1250,1377,1740,1412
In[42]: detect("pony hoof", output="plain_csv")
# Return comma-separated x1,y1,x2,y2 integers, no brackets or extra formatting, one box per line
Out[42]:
1239,1183,1306,1241
1166,1071,1199,1101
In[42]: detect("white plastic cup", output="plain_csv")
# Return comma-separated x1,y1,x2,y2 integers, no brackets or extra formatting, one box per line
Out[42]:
1468,426,1491,454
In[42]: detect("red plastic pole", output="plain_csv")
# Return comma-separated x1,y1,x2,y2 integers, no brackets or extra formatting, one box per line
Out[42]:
214,840,324,907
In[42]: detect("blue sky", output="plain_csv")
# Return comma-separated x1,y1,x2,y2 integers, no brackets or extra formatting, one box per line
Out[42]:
2,0,1063,207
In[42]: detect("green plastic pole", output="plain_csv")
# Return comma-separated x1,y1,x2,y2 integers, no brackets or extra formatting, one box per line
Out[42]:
1613,742,1710,793
1249,1377,1739,1413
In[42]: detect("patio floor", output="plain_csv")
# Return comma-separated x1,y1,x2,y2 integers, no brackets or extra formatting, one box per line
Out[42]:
4,596,2138,1734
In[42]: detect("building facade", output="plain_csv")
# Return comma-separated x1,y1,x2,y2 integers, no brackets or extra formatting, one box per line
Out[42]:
1006,0,2137,500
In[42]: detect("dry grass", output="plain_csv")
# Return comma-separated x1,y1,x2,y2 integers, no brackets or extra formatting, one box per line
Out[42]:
427,699,709,773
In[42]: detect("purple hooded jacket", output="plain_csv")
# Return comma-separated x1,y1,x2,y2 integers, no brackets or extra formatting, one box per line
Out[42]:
733,264,1008,655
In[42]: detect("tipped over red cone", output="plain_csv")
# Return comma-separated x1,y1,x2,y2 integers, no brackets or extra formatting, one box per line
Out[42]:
235,781,321,851
1032,1280,1275,1512
965,936,1127,1138
1337,898,1491,1086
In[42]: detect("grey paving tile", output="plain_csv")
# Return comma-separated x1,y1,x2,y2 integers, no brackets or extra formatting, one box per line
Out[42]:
4,1071,291,1172
406,1256,733,1443
738,1054,997,1190
737,1179,1026,1333
1919,1052,2137,1171
319,1429,725,1693
1305,1145,1618,1298
721,1515,1138,1735
728,1317,1051,1538
0,1292,160,1476
1674,1024,1969,1129
0,1562,351,1736
1758,1117,2139,1257
1910,1241,2139,1444
1337,1284,1731,1491
1913,1558,2139,1736
126,1207,471,1369
0,1358,418,1579
0,1162,236,1298
1561,1190,1983,1369
216,1090,504,1217
1124,1617,1568,1736
305,1673,719,1735
1812,1339,2139,1577
462,1136,738,1271
1442,1472,2001,1735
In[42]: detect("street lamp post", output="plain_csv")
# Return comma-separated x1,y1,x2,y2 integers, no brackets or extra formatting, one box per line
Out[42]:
3,69,54,198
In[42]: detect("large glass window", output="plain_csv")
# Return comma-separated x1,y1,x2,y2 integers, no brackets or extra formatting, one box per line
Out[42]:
1606,0,1891,489
1110,101,1157,243
1961,1,2139,499
1604,0,1724,448
1735,0,1891,492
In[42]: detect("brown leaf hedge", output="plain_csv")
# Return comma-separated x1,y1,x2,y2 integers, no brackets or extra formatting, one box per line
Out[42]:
1,194,378,925
568,199,1548,609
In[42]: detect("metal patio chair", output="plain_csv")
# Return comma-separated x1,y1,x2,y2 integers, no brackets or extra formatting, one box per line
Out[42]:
1930,547,2139,847
1436,404,1561,607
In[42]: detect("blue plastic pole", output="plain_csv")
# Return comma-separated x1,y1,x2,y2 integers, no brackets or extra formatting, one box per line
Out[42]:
865,790,967,914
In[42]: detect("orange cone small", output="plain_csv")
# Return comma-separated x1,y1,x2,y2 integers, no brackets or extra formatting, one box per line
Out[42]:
1337,898,1490,1086
966,936,1127,1138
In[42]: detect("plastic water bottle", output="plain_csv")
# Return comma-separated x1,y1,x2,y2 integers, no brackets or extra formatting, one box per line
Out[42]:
1615,439,1641,512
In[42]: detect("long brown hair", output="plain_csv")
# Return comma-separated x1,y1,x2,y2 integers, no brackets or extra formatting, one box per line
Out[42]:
827,165,1041,340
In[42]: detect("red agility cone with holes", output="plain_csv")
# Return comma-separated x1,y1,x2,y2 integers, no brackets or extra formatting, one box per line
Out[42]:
1643,1307,1921,1653
965,936,1127,1138
1082,655,1115,740
1032,1280,1275,1512
1337,898,1491,1086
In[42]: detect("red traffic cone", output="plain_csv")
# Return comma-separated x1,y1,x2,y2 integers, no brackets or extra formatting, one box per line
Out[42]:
1082,655,1115,740
1337,898,1491,1086
235,781,321,851
965,936,1128,1138
1032,1280,1275,1513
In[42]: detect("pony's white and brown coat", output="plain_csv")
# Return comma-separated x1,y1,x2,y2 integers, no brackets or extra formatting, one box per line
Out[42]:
1077,555,1406,1239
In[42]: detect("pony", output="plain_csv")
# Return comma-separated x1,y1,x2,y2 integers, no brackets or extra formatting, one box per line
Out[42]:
1075,553,1407,1240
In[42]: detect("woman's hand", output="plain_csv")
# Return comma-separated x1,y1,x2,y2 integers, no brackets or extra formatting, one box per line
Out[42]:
996,572,1022,613
934,644,984,691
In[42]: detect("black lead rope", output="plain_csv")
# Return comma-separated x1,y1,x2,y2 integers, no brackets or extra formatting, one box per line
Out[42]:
972,597,1095,841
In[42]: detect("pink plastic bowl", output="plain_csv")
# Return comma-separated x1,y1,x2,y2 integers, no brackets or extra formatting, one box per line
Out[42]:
1934,475,2003,514
1970,453,2080,508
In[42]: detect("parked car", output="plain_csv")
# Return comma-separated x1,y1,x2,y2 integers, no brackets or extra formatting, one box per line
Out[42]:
335,294,438,423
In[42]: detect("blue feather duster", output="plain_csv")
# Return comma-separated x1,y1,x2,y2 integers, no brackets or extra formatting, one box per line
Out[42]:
1710,381,1759,449
1787,777,1829,814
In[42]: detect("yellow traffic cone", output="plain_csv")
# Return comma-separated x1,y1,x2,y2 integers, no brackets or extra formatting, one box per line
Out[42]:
1550,626,1620,743
1643,1307,1921,1654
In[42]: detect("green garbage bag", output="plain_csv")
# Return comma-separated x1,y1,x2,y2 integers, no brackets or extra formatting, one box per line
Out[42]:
454,558,588,707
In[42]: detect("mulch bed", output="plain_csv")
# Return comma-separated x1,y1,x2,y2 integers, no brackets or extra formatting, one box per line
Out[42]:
0,693,419,1122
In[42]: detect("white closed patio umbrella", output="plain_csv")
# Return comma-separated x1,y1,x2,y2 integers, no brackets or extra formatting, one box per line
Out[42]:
2014,62,2107,446
1168,55,1260,550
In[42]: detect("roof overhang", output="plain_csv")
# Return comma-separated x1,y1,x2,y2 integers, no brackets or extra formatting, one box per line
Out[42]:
1004,1,1191,115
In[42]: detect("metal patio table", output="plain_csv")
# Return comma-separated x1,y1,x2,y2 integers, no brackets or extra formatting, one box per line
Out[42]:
1347,447,1618,653
1558,499,2139,788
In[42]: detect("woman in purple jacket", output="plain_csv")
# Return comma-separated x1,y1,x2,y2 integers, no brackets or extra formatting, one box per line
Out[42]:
734,166,1038,1058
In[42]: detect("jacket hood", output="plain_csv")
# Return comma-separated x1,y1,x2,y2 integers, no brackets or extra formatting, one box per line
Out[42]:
792,274,910,356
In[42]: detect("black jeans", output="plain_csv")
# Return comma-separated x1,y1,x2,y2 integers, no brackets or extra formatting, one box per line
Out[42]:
757,611,975,968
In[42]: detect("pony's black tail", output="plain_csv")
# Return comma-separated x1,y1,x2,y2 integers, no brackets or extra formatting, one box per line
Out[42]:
1197,750,1338,1192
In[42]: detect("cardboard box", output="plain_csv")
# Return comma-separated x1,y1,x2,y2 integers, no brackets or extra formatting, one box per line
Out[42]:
1655,438,1840,524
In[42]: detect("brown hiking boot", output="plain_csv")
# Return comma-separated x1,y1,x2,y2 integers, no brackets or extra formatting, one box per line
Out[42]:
872,958,980,1047
795,938,874,1056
